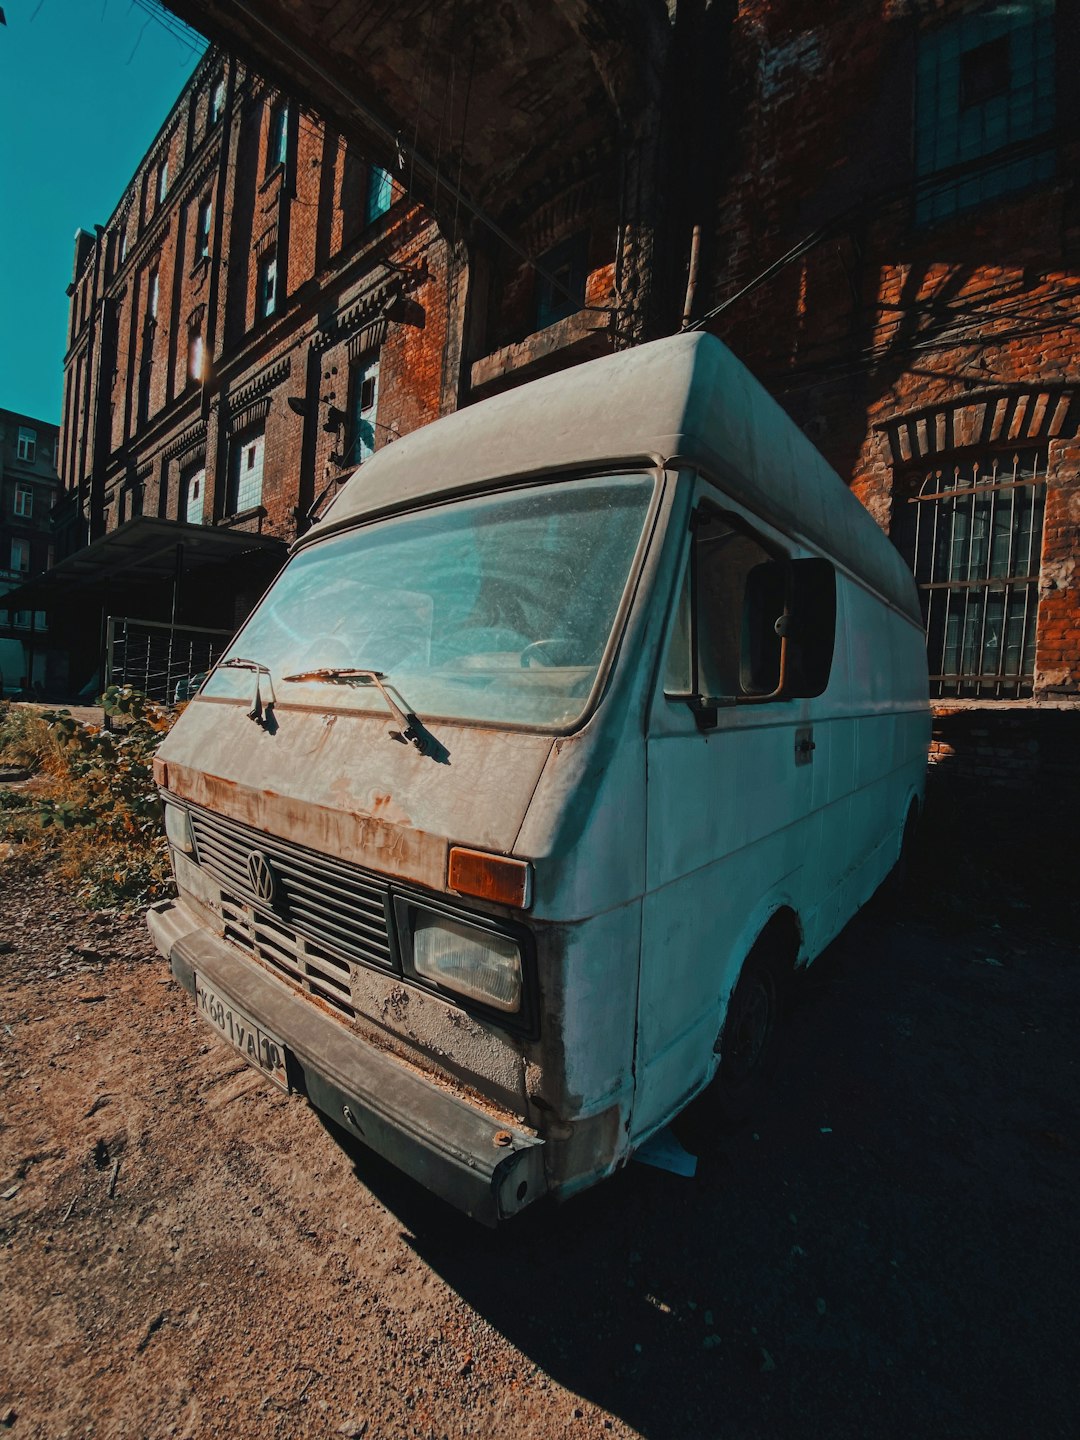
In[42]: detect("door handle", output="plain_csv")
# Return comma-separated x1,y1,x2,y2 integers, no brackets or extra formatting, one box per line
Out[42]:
794,726,815,765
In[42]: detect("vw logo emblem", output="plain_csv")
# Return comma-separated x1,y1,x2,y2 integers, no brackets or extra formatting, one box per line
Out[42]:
246,851,277,905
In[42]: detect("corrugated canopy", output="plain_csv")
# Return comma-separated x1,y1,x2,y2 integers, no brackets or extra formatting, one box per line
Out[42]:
3,516,286,610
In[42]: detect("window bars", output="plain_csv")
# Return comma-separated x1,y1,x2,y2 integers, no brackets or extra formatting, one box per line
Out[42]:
899,450,1046,699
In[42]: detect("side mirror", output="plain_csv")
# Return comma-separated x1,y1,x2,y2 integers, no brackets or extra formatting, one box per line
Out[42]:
742,558,836,700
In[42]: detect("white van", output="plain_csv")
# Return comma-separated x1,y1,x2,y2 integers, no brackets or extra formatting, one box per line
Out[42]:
147,333,929,1223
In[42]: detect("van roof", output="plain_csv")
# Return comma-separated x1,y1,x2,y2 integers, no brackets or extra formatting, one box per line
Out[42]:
315,332,921,624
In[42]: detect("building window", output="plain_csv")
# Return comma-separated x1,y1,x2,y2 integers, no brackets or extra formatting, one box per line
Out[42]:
915,2,1056,224
157,159,169,205
183,465,206,525
267,101,289,173
196,196,213,261
188,329,205,385
365,164,394,225
210,77,225,126
10,538,30,574
14,485,33,518
138,360,152,428
147,267,159,321
347,356,380,463
257,253,278,319
895,450,1047,699
120,226,129,265
16,427,36,463
534,233,589,331
230,431,265,513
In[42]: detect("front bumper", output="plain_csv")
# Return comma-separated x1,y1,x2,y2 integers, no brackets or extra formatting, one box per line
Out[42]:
147,898,545,1225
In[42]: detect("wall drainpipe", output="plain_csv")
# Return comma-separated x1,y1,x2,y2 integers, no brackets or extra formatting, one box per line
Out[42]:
681,223,702,331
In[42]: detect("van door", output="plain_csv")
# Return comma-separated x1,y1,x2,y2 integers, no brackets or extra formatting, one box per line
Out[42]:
635,483,816,1138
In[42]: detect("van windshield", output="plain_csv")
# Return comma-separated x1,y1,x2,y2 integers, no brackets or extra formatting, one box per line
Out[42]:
202,474,655,728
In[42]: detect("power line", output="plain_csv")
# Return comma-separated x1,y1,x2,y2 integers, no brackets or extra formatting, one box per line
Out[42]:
690,128,1065,335
129,0,206,57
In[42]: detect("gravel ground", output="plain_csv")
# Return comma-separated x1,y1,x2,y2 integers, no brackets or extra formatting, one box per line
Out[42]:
0,840,1077,1440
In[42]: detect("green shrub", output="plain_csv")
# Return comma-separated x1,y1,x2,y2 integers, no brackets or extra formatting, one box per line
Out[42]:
0,688,176,911
0,701,55,772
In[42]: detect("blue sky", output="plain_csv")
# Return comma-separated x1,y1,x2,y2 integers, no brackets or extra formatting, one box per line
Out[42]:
0,1,206,424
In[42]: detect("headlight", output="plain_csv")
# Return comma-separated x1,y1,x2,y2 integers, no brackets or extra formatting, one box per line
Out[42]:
163,803,194,855
411,912,522,1013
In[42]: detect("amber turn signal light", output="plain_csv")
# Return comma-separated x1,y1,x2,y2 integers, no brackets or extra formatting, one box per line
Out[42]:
152,757,169,789
448,847,532,910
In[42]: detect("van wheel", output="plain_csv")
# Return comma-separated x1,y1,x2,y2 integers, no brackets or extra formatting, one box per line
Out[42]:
709,931,786,1130
880,800,919,907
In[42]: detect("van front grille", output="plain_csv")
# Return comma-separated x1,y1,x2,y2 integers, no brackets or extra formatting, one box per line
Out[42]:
188,806,395,980
220,894,356,1019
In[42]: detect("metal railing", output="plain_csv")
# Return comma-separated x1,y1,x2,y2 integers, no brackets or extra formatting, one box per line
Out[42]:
106,615,234,705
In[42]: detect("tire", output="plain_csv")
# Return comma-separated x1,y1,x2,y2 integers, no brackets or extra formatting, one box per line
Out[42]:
879,800,919,908
708,929,787,1130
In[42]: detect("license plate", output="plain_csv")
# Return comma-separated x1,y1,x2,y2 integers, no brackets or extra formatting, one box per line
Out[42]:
194,974,289,1091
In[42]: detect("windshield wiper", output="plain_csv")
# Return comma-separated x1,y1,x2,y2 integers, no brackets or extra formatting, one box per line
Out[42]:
282,667,448,761
218,656,276,727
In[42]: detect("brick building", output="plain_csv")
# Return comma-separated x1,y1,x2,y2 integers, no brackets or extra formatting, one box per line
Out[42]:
0,410,59,695
42,48,452,697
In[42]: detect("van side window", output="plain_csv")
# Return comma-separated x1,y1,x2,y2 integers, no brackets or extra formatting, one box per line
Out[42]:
697,515,781,697
666,505,837,712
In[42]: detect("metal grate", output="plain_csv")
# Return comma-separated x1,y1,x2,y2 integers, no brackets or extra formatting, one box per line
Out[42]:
189,806,395,981
897,450,1046,699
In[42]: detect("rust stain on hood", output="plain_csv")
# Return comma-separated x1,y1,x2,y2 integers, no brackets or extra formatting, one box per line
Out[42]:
159,701,554,893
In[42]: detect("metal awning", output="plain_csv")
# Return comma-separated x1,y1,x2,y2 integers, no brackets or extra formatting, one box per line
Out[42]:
3,516,287,609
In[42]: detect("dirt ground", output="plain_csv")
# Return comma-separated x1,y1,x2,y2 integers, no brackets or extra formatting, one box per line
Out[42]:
0,824,1077,1440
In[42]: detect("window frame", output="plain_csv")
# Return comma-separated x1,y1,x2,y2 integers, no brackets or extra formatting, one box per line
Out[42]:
195,195,213,262
10,537,31,574
16,427,37,464
256,252,278,320
267,101,289,175
364,163,394,226
182,463,207,525
229,429,266,515
664,487,836,725
205,468,665,737
14,485,34,519
534,233,590,332
187,328,205,386
914,1,1056,225
346,354,380,463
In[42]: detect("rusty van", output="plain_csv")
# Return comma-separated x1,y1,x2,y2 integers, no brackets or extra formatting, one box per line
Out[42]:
147,332,930,1223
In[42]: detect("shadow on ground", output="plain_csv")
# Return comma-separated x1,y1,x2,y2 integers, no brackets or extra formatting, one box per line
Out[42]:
331,891,1078,1439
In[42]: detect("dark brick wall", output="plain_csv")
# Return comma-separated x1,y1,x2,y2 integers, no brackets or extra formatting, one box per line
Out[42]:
702,0,1080,721
928,706,1080,812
